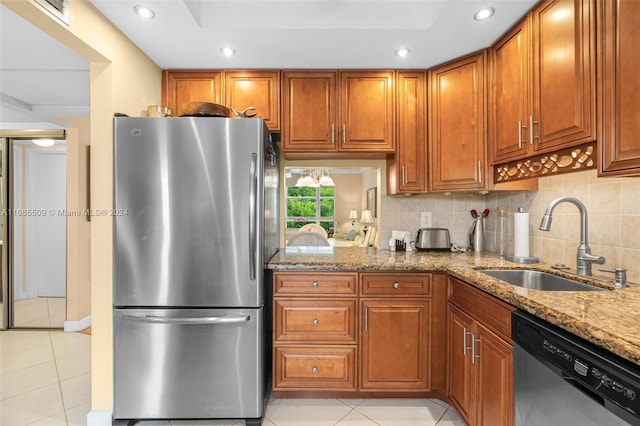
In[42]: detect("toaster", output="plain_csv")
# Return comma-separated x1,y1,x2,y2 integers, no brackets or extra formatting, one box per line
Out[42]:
415,228,451,251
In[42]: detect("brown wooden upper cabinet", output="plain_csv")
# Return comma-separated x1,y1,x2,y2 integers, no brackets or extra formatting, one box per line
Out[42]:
282,70,395,154
490,0,596,164
162,71,223,118
224,71,281,131
429,51,488,192
162,70,281,131
598,0,640,176
387,71,427,194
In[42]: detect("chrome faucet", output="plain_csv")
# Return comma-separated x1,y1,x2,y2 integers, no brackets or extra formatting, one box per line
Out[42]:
539,197,605,276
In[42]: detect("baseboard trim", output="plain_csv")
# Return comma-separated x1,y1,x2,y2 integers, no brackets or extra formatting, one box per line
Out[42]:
87,410,112,426
64,315,91,332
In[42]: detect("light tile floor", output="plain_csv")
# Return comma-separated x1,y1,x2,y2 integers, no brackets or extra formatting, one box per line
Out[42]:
0,330,465,426
10,297,66,328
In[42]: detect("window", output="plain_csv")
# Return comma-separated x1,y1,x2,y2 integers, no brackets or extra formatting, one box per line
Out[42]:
286,186,334,232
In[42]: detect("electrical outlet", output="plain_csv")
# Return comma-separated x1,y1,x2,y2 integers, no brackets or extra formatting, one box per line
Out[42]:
420,212,432,228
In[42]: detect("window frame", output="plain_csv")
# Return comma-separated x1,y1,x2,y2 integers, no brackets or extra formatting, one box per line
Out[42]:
285,185,334,231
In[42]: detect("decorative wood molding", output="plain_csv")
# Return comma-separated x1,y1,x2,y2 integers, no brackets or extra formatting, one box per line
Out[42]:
493,143,596,183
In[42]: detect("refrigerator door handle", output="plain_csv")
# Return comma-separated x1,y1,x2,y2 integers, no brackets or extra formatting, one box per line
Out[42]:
120,314,251,325
249,153,257,281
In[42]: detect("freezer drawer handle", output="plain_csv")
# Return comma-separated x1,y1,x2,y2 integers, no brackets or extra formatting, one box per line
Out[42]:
120,314,251,325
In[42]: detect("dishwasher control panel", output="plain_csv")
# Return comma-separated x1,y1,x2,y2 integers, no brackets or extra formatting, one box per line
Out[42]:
513,311,640,423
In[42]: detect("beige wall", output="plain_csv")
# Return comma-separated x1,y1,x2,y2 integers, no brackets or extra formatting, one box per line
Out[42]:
2,0,162,415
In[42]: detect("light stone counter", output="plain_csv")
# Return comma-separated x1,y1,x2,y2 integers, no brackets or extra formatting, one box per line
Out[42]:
268,247,640,365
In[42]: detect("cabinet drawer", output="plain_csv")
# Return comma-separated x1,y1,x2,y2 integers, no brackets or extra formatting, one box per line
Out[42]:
274,299,357,343
361,273,431,296
449,276,515,341
274,346,356,390
274,272,357,296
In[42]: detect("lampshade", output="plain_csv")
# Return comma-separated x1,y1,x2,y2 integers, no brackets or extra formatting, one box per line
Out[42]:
348,209,359,220
360,209,374,225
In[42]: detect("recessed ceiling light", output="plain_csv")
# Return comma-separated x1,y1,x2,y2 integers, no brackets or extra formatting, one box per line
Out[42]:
133,5,155,20
395,47,411,57
220,47,237,57
474,7,495,21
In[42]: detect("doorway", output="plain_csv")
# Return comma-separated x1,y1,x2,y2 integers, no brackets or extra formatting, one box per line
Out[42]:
0,136,67,328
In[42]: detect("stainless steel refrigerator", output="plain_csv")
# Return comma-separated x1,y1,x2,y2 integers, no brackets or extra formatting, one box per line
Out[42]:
112,117,279,425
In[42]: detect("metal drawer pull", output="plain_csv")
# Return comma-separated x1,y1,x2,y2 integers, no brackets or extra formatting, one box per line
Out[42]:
331,124,335,144
312,281,319,288
393,282,400,289
312,319,319,326
312,367,318,374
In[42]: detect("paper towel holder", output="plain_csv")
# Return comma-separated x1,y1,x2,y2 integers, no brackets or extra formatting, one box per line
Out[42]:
504,207,540,264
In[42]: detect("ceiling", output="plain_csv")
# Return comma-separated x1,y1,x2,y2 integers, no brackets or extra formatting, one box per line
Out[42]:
0,0,537,130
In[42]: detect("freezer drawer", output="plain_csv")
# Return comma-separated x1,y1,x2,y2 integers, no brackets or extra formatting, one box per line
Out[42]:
114,308,264,420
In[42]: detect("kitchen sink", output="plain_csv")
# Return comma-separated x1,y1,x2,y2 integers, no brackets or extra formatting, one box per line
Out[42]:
478,269,606,291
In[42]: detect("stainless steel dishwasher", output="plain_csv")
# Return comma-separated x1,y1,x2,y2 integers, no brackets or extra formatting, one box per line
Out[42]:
512,311,640,426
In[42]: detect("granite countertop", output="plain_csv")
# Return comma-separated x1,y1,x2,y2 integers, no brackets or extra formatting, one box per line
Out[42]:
268,247,640,365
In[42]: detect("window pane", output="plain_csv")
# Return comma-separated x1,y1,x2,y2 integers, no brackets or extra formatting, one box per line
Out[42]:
288,187,316,197
320,199,334,218
287,199,316,217
320,186,334,197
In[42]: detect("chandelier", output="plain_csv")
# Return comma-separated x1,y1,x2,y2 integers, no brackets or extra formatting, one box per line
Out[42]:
295,168,335,187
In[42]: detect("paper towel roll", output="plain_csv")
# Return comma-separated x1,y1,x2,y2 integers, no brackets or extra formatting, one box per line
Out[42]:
514,210,529,258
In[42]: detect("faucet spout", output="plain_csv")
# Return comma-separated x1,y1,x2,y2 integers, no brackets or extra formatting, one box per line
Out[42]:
538,197,604,276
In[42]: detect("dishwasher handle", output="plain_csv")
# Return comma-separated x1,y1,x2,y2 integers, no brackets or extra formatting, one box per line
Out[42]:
120,314,251,325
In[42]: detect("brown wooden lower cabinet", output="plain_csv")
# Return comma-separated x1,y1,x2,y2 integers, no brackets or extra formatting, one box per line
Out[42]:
448,276,515,426
272,271,446,397
360,300,430,390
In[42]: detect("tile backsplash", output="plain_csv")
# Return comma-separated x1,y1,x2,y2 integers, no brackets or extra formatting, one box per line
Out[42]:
380,169,640,283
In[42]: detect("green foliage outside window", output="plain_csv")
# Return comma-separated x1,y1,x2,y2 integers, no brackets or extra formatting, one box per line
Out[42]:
286,185,335,232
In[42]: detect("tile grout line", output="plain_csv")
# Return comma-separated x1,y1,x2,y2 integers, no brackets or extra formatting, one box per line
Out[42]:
48,330,70,426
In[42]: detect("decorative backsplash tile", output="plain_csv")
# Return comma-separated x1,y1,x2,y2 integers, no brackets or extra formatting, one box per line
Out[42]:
380,169,640,283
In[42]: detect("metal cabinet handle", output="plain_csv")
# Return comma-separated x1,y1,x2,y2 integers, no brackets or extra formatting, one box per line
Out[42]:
364,307,368,331
463,327,473,355
401,166,406,186
529,115,538,145
331,124,335,144
393,282,400,289
343,124,346,145
312,319,319,326
312,367,318,374
478,160,482,183
517,120,524,148
312,281,319,288
472,334,481,364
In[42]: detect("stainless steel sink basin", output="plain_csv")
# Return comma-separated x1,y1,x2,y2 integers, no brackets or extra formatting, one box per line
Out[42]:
478,269,605,291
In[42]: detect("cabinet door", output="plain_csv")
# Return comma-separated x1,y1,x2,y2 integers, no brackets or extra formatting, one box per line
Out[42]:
447,304,474,424
339,71,395,152
475,325,514,426
389,71,427,194
361,300,430,390
531,0,596,152
162,71,223,117
490,20,531,163
224,71,280,131
598,0,640,176
281,71,338,153
429,52,487,191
